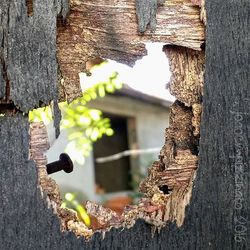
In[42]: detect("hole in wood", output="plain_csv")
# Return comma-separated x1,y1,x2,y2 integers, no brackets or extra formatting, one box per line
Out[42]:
29,43,204,239
158,185,173,195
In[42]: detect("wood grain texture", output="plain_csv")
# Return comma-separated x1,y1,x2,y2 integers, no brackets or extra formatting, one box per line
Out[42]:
57,0,204,102
191,0,250,248
0,114,178,249
164,45,204,136
139,100,199,227
30,122,94,239
0,0,68,112
52,99,62,138
0,22,6,99
164,45,204,106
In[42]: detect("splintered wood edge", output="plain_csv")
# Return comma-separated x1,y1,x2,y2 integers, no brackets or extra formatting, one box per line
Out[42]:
29,122,94,239
85,46,204,231
29,45,204,239
56,0,205,103
29,0,205,240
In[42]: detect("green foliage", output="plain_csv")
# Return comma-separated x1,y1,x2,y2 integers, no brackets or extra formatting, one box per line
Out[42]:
81,71,122,102
29,106,52,125
61,192,91,226
29,71,123,164
60,104,114,164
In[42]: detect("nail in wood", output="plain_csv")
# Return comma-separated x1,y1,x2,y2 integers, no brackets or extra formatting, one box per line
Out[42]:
46,153,73,175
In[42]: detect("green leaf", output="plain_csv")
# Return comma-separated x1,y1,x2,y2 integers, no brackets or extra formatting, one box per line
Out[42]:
98,85,105,97
30,71,122,165
106,128,114,136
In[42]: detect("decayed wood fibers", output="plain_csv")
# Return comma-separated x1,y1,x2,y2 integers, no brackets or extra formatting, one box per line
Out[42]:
139,101,199,227
0,0,205,111
29,122,93,239
31,0,205,238
57,0,204,102
85,100,199,230
188,0,206,24
86,44,204,229
164,45,204,107
164,45,204,136
29,44,204,236
133,47,204,227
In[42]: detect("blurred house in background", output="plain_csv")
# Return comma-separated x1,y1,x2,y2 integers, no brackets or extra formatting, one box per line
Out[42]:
46,85,171,204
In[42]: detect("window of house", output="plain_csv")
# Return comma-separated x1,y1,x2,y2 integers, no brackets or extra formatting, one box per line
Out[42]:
93,113,132,193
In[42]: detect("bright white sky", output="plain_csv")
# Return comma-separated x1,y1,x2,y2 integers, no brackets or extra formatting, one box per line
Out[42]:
80,43,175,102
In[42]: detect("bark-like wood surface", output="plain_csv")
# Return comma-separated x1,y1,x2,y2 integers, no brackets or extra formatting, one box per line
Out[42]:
0,0,68,112
164,45,204,106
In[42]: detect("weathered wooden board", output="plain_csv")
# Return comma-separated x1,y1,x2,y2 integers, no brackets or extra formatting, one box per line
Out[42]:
0,1,249,250
192,0,250,247
0,114,180,248
0,23,6,99
0,0,68,112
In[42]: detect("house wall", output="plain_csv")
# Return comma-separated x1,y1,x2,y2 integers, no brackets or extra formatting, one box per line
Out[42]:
46,95,170,202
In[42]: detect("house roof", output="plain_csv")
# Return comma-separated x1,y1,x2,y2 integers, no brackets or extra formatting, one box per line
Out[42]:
113,84,173,108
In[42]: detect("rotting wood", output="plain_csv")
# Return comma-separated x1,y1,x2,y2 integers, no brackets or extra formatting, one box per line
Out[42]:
130,45,204,227
200,0,206,24
164,45,204,136
0,0,205,241
25,0,34,17
29,122,94,239
164,45,204,107
0,0,232,245
187,0,206,24
29,41,204,237
81,31,205,230
57,0,205,102
139,101,199,227
190,0,201,5
35,0,205,235
85,50,204,231
85,100,200,231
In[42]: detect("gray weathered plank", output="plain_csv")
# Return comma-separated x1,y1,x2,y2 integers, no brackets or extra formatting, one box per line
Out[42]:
0,66,4,99
135,0,166,33
0,15,6,99
0,0,68,112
